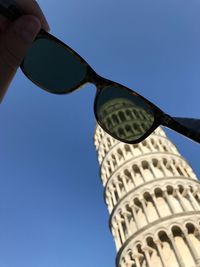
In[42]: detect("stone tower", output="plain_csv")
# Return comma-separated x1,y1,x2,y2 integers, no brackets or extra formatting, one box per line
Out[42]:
94,125,200,267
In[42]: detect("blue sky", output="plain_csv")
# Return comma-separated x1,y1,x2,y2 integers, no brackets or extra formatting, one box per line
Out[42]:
0,0,200,267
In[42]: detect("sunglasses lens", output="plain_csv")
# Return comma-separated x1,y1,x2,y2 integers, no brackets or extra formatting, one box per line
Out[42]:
95,85,155,143
22,38,87,93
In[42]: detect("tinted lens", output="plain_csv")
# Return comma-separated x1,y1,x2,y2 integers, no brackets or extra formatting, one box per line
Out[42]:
22,37,87,93
95,85,155,143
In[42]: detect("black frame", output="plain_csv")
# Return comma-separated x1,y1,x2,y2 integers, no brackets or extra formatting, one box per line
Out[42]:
1,0,200,144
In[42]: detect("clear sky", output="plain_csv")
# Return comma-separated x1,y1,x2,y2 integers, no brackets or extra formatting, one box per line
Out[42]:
0,0,200,267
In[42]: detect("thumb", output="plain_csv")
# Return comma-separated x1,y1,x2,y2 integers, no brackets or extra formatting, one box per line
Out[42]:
0,15,41,102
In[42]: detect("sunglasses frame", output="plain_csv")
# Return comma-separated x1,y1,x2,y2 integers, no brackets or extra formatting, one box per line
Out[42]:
19,30,200,145
21,30,166,144
1,0,200,145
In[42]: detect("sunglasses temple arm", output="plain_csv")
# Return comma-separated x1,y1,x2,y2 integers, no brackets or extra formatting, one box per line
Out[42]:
162,114,200,144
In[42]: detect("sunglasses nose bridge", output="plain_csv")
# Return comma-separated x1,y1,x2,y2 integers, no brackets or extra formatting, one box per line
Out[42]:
87,68,111,90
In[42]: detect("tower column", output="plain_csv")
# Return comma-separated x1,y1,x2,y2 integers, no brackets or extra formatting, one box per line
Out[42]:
133,254,141,267
163,190,176,213
129,204,139,229
168,234,186,267
187,190,199,210
122,212,131,237
117,216,126,243
141,199,149,223
154,240,168,267
121,176,129,192
143,246,153,267
151,193,162,218
183,230,200,265
112,225,121,250
175,190,188,211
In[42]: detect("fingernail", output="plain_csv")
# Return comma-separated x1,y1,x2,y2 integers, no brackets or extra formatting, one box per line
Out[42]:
15,15,41,43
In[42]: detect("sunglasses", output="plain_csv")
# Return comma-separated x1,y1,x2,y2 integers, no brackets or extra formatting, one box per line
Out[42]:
1,0,200,144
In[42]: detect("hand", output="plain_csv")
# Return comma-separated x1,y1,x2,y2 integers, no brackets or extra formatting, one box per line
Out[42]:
0,0,50,102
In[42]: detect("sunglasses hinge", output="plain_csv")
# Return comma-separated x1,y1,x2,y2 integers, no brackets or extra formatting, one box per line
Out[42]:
162,114,174,126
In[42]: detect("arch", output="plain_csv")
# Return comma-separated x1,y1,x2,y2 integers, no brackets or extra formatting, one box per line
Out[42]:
141,160,154,181
111,154,117,166
155,228,169,240
158,138,168,152
124,144,133,158
132,164,143,186
133,109,139,118
106,117,112,128
162,158,174,176
134,198,147,227
145,236,164,266
185,222,197,234
152,158,164,178
112,114,120,125
117,175,126,196
117,148,124,160
132,122,139,132
124,169,132,181
154,187,171,217
142,160,149,170
158,230,170,242
111,182,119,202
123,203,137,235
166,186,174,195
125,124,133,135
141,139,151,152
178,184,194,211
118,111,126,122
171,225,183,237
143,191,159,222
118,127,125,138
154,187,163,197
125,109,133,119
157,230,180,267
188,185,194,193
171,225,196,266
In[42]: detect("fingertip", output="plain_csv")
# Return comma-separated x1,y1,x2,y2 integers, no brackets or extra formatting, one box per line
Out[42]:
42,18,50,32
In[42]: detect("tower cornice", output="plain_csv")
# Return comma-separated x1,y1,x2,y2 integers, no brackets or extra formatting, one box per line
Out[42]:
116,211,200,267
108,176,200,226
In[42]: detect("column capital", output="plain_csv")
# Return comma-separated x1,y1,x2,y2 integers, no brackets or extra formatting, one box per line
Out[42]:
112,222,118,229
132,252,143,259
154,239,162,245
121,174,127,180
115,179,123,185
142,245,153,253
129,202,139,211
182,188,188,196
182,229,188,236
168,233,173,240
122,210,132,216
116,213,124,222
127,202,133,208
140,198,146,204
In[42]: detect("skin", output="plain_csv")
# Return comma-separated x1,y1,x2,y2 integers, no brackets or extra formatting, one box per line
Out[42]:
0,0,50,102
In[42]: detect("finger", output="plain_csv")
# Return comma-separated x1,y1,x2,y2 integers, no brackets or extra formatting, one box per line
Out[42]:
0,15,41,102
0,16,10,32
16,0,50,31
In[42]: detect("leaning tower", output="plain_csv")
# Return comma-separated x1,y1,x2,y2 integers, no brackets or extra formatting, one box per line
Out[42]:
94,123,200,267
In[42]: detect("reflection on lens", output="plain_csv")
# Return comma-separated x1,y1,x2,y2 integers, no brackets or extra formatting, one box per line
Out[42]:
95,85,155,143
22,38,87,93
